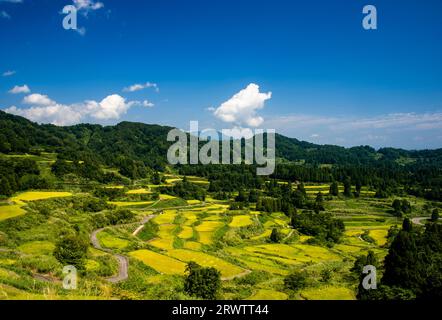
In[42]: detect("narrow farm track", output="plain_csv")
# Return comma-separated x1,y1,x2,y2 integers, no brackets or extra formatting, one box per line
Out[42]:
412,217,441,226
221,269,252,281
90,213,157,283
132,214,156,236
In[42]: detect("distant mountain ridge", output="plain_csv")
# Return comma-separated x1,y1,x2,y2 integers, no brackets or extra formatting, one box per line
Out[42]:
1,110,442,169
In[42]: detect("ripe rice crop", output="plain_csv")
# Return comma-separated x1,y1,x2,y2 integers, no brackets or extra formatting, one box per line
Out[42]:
129,250,186,275
229,215,253,227
167,249,245,278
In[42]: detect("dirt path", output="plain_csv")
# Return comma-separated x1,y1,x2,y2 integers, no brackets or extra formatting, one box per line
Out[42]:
412,216,441,226
106,254,128,283
90,226,130,283
90,211,160,283
132,214,155,236
221,269,252,281
283,229,295,241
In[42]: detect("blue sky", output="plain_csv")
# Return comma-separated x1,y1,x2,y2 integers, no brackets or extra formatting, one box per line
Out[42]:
1,0,442,149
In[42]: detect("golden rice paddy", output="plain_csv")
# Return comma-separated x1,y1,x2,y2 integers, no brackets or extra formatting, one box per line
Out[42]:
129,250,186,275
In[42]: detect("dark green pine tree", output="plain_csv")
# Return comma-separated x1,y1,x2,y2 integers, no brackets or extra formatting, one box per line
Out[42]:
431,208,439,222
0,178,12,197
343,177,352,197
329,181,339,196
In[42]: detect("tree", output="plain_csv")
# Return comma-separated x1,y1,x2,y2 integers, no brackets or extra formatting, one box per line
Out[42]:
329,181,339,196
184,262,221,300
401,200,412,214
53,234,89,270
269,228,283,243
351,250,378,276
431,208,439,222
284,270,309,291
392,199,402,217
152,172,161,185
355,180,362,196
0,178,12,197
297,183,306,196
343,177,352,197
235,189,246,202
356,251,379,300
402,218,413,232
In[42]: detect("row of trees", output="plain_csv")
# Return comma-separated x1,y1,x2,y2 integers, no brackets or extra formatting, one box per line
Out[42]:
356,218,442,299
0,158,50,197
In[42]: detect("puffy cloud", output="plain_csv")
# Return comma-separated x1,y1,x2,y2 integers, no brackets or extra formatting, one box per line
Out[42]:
4,93,146,126
2,70,15,77
213,83,272,127
73,0,104,13
83,94,132,120
8,84,30,94
141,100,154,108
123,82,159,93
5,105,83,126
23,93,54,106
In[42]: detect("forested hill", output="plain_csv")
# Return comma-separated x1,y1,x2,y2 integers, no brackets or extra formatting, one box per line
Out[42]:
1,110,442,169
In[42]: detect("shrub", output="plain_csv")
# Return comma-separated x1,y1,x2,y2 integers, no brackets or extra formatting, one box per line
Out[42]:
184,261,221,300
53,234,89,270
284,270,309,291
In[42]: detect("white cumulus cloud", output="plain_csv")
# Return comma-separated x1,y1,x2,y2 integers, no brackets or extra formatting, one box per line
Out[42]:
73,0,104,13
123,82,159,93
213,83,272,127
8,84,30,94
4,93,146,126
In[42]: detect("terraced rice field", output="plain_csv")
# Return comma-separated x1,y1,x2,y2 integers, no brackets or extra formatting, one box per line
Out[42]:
1,191,73,221
183,241,202,250
177,226,194,239
248,289,288,300
159,194,177,200
17,241,55,255
0,205,26,221
186,200,201,205
167,249,245,278
126,188,151,194
195,221,223,244
300,286,356,300
152,210,177,224
11,191,72,204
97,232,130,249
225,247,289,275
129,250,186,275
368,229,389,246
242,244,341,266
148,224,176,250
229,215,253,227
108,201,154,207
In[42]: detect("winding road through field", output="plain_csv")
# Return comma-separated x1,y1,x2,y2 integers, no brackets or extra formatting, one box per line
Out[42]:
90,214,156,283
